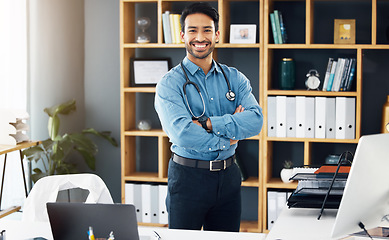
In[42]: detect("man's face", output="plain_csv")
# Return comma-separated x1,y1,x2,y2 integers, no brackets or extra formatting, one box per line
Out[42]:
181,13,220,60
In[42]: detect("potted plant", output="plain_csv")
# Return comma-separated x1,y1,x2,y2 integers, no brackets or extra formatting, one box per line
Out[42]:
280,160,294,183
23,99,118,183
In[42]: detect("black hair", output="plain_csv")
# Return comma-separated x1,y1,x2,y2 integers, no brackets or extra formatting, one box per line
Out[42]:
180,2,219,32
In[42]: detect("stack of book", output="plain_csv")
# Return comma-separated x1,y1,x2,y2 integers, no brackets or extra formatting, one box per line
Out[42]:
322,58,356,91
162,11,183,44
269,10,287,44
0,109,30,145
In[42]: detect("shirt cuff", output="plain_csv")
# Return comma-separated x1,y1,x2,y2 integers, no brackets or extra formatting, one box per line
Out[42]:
210,116,232,137
218,137,230,151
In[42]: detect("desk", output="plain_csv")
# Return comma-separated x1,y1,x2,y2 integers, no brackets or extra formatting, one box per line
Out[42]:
0,219,266,240
0,141,40,216
266,207,338,240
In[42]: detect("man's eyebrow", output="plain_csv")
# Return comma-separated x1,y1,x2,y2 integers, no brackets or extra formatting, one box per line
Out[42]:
187,26,213,29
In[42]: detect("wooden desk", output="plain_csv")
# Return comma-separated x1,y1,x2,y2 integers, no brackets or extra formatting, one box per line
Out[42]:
0,141,40,216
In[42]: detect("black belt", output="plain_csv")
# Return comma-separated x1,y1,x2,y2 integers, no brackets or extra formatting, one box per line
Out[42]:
172,154,235,171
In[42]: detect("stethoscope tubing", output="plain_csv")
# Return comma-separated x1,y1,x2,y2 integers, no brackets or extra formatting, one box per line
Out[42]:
180,61,235,119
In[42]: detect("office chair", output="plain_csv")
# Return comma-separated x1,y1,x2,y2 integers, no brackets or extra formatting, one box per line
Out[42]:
22,173,113,222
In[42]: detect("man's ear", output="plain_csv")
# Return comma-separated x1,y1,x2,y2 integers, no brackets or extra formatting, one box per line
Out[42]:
215,30,220,43
180,30,184,42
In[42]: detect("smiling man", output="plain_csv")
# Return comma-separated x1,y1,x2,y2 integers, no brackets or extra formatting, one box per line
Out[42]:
154,2,263,232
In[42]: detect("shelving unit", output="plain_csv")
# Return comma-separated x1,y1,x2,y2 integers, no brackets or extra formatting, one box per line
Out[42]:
261,0,388,233
120,0,263,233
120,0,388,234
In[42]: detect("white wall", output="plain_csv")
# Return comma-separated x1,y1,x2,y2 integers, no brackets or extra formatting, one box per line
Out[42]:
28,0,121,202
29,0,85,141
84,0,121,202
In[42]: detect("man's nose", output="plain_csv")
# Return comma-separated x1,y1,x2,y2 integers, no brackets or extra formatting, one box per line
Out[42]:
195,32,206,42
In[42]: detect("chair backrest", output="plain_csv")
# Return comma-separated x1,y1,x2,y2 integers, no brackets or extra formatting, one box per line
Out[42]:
22,173,113,222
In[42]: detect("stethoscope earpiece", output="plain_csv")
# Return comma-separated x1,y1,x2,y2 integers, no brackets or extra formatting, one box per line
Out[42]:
181,61,235,118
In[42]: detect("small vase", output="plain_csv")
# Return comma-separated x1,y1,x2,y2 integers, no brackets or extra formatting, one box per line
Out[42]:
280,168,294,183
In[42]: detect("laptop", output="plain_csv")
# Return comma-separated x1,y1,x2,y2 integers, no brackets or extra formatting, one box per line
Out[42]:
47,202,140,240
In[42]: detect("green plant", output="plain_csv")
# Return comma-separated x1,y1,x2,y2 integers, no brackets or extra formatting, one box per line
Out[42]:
23,99,118,182
283,160,293,169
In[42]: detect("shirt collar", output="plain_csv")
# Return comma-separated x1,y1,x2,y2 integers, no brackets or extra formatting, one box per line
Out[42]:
182,57,221,76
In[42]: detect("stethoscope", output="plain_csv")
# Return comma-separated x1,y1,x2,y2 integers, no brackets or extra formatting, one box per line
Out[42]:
180,61,236,119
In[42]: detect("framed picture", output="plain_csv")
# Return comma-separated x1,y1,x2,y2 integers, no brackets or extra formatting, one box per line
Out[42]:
130,58,171,87
229,24,257,44
334,19,356,44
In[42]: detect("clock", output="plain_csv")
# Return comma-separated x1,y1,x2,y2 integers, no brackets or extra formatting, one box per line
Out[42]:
305,69,320,90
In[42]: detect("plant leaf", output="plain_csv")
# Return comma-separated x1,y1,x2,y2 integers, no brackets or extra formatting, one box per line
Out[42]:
48,116,60,140
31,168,48,183
75,147,96,170
23,145,45,162
44,99,76,118
68,133,98,154
83,128,118,147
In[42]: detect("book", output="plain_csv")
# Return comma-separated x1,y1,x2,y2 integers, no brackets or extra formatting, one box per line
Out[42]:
332,58,345,91
172,14,182,44
326,60,338,91
162,11,172,44
273,10,283,44
278,11,287,44
339,58,351,91
346,58,356,91
322,58,334,91
269,13,279,44
169,14,177,44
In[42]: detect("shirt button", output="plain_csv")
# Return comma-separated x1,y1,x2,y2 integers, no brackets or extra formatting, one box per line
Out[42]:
223,146,225,148
209,148,212,151
233,136,235,139
210,98,214,101
217,132,220,134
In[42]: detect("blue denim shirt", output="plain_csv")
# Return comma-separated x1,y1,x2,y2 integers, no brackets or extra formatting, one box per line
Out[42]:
155,57,263,161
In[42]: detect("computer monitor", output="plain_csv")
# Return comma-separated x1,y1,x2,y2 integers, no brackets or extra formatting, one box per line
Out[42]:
331,133,389,238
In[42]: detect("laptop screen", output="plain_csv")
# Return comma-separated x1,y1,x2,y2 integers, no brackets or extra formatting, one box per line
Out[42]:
47,202,140,240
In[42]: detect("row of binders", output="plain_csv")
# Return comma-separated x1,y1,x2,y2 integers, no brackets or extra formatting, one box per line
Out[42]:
322,58,356,92
125,183,168,225
162,11,183,44
0,109,30,145
267,190,293,230
268,96,355,139
269,10,287,44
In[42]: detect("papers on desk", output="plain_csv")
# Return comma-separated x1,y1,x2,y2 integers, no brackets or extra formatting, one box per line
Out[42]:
125,183,168,225
0,109,30,145
287,166,348,210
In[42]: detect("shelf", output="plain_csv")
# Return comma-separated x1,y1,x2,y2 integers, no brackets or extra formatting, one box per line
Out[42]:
267,44,389,49
123,172,167,183
266,90,358,97
123,87,156,93
123,43,261,49
124,130,167,137
242,177,260,187
266,178,298,189
240,220,260,233
265,137,359,144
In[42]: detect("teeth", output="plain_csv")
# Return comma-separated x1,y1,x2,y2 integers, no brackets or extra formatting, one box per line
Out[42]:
194,44,206,48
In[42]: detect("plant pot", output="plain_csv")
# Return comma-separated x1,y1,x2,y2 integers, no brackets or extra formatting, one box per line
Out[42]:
280,168,294,183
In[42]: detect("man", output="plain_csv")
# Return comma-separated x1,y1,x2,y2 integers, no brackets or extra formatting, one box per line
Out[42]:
154,2,263,232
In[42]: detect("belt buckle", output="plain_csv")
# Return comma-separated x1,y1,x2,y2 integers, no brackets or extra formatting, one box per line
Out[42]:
210,160,226,171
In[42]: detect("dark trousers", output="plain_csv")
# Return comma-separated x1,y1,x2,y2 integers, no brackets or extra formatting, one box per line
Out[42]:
166,158,242,232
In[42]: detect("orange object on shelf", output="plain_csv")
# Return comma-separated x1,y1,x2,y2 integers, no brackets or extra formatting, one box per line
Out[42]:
314,165,351,174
